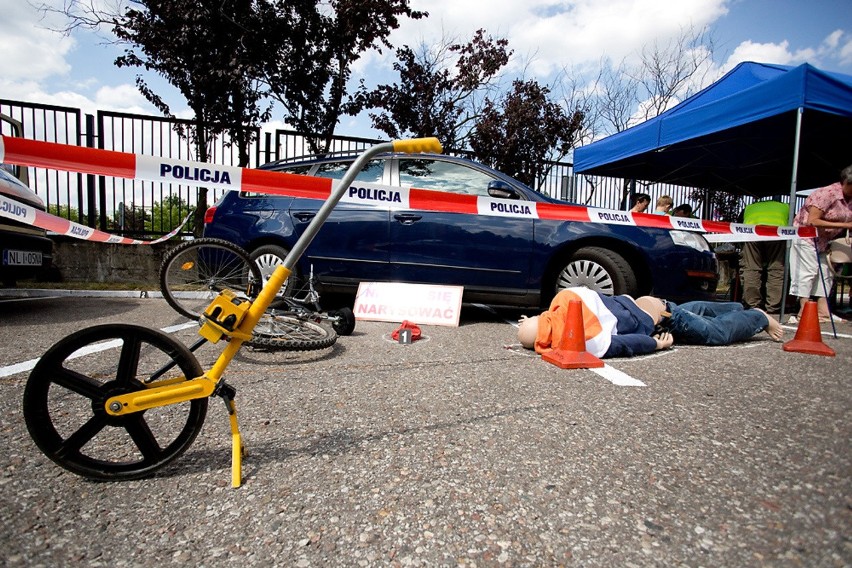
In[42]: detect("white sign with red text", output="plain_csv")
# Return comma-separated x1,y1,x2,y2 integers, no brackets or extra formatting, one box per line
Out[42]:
353,282,464,327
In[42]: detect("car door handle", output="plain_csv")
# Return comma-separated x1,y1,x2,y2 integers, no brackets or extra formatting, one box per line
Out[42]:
293,212,316,223
394,213,422,225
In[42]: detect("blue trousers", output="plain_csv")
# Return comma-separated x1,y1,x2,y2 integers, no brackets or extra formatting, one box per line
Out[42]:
666,301,769,346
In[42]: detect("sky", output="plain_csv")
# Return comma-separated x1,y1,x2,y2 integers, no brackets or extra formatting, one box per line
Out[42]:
1,0,851,140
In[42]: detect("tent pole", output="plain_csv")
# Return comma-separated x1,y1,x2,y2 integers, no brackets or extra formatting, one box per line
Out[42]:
780,107,804,324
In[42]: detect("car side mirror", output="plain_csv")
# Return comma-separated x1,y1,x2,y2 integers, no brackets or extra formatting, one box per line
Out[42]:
487,180,521,200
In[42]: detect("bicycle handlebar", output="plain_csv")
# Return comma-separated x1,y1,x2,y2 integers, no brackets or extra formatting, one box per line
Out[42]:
392,137,443,154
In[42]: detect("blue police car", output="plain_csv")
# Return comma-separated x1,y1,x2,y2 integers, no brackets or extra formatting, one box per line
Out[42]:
202,152,718,308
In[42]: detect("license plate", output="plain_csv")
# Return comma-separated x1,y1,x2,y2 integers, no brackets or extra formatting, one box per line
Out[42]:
3,249,43,267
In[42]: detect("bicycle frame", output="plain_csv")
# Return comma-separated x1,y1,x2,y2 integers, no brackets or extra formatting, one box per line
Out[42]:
100,137,442,486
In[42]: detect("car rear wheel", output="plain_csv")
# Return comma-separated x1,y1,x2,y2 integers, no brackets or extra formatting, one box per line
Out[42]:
554,247,638,298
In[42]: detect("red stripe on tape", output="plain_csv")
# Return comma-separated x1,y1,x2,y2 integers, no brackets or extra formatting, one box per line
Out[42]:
2,136,136,178
410,189,478,214
33,210,71,234
701,220,734,234
754,225,779,237
631,212,676,229
241,168,332,199
536,203,591,222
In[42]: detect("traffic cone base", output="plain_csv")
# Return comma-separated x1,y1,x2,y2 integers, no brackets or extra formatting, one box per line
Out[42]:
782,300,836,357
542,349,605,369
542,299,604,369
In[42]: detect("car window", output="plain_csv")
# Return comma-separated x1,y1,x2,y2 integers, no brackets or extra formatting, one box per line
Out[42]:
313,160,385,183
398,159,498,197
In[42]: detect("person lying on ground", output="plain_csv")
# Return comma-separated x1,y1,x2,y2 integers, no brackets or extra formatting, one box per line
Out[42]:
517,287,784,359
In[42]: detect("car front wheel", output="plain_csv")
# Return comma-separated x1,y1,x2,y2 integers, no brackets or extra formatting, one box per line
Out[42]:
554,246,639,298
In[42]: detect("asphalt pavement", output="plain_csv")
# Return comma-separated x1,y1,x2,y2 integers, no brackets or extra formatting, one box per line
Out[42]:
0,293,849,567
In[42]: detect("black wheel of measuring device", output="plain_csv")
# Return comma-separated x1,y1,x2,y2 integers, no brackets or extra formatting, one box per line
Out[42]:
329,307,356,336
159,238,262,321
246,313,337,351
23,324,208,481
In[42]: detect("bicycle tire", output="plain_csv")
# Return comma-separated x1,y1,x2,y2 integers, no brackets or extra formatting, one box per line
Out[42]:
23,324,208,481
159,238,262,321
246,313,338,351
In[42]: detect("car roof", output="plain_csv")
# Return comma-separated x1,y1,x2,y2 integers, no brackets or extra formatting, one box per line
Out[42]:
258,151,552,201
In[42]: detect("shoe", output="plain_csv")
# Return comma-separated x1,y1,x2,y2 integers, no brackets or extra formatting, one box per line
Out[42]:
786,316,798,325
818,314,844,323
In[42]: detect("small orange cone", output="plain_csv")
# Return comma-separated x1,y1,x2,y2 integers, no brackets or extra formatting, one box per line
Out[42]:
542,299,605,369
782,300,836,357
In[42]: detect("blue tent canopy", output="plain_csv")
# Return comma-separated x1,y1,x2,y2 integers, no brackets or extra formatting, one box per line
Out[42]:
573,62,852,197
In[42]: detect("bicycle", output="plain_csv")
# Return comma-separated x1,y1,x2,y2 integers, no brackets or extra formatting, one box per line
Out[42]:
159,238,352,351
22,137,442,487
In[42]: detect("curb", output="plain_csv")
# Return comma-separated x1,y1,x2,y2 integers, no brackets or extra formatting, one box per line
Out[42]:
0,289,164,299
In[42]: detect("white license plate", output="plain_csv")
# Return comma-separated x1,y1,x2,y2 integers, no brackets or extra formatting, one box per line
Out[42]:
3,250,43,266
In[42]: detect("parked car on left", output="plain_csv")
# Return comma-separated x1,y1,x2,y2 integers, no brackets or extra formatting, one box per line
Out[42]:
0,113,53,287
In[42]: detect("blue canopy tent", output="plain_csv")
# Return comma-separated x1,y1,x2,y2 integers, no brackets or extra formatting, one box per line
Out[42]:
573,62,852,200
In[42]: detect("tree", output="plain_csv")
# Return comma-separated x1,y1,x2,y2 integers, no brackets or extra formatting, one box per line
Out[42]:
351,29,511,150
262,0,427,154
147,194,194,235
111,202,150,235
51,0,271,235
47,204,81,222
582,25,715,136
570,26,716,210
468,80,584,187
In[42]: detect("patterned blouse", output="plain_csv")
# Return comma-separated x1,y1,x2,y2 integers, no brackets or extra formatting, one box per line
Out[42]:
793,182,852,252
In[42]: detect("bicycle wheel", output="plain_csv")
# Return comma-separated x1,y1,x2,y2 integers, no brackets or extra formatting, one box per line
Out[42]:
160,238,262,321
246,313,338,351
23,324,208,481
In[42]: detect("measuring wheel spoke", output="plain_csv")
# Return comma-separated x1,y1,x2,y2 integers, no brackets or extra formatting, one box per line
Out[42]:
52,367,105,400
115,334,144,383
54,414,108,460
124,414,164,461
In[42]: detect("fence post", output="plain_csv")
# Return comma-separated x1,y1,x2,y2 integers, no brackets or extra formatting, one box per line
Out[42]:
96,111,107,232
84,114,97,228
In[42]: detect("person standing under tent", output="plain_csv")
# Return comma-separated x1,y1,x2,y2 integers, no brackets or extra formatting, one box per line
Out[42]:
788,164,852,324
740,200,789,314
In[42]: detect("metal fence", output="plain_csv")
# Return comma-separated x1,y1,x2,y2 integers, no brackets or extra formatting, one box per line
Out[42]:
2,97,747,238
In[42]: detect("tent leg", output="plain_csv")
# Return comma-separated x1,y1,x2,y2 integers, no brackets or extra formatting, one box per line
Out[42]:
781,107,805,325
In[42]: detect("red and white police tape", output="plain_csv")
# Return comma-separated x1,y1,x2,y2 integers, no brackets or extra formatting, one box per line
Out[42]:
0,135,816,244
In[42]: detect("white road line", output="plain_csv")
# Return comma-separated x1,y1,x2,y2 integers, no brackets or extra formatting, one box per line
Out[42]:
0,322,197,378
591,364,647,387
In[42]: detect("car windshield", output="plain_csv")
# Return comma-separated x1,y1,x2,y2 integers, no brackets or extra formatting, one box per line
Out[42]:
398,158,498,197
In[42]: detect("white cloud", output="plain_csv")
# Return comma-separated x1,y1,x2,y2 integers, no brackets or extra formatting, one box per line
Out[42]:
0,0,75,80
721,29,852,74
380,0,729,79
722,40,797,70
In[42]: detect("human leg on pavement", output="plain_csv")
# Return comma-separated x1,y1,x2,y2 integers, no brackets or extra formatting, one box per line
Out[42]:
740,242,764,310
789,237,834,320
667,301,773,345
764,240,787,314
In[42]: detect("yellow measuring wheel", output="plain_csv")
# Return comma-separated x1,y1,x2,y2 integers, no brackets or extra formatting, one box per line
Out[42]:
22,137,442,487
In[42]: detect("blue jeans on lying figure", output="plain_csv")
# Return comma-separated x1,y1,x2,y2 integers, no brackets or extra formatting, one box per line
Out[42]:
666,301,769,346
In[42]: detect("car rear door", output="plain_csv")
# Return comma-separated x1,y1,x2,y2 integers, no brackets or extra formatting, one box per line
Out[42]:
388,157,534,294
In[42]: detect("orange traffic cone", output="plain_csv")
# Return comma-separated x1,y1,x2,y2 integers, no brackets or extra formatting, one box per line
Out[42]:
541,299,605,369
782,300,836,357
